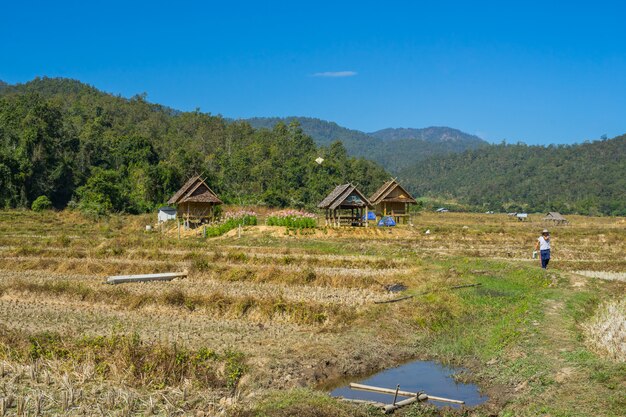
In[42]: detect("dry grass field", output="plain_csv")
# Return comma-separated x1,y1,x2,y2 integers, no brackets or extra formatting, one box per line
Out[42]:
0,210,624,416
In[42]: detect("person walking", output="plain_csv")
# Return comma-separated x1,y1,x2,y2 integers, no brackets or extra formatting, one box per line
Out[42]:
535,229,551,269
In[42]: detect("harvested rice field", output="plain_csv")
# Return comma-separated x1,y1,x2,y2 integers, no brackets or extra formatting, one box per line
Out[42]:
0,210,624,416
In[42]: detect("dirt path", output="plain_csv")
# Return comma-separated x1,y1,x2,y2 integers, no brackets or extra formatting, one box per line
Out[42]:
508,275,625,416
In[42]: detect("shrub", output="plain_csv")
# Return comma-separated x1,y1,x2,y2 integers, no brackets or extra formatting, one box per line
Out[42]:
204,210,258,237
31,195,52,211
267,209,316,228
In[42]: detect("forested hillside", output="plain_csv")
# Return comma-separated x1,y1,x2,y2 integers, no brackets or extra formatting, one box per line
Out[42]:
0,77,388,214
400,137,626,215
245,117,487,172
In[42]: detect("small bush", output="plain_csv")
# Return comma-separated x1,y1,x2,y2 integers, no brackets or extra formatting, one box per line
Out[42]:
204,210,257,237
267,209,317,229
31,196,52,212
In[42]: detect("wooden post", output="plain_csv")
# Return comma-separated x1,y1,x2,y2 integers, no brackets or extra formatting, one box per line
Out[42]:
405,203,408,224
178,220,181,240
392,384,400,405
365,206,369,227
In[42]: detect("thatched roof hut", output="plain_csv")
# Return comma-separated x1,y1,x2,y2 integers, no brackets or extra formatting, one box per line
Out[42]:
318,183,373,227
543,212,568,225
369,179,417,223
168,175,223,226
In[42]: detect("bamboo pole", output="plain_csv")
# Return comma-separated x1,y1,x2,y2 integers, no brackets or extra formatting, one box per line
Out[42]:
339,398,386,407
349,383,462,404
420,394,465,405
349,383,417,398
382,396,419,413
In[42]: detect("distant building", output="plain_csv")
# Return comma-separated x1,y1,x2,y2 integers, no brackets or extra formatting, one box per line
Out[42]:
167,175,223,228
157,206,177,223
369,179,417,224
543,212,568,225
318,183,373,227
436,207,449,213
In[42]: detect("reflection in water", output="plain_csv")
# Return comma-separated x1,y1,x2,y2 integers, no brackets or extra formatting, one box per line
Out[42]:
330,360,487,408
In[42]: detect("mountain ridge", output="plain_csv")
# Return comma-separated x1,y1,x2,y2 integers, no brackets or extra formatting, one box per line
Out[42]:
245,116,488,173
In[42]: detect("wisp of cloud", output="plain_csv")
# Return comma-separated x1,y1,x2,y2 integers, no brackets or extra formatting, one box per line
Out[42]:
312,71,357,77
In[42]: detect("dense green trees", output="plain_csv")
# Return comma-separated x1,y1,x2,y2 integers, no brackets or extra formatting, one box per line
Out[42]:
0,78,388,213
400,138,626,215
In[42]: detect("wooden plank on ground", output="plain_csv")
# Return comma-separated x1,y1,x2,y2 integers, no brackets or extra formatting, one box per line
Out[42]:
106,271,188,285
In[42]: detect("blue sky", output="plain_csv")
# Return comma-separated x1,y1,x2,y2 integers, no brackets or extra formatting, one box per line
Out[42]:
2,1,626,144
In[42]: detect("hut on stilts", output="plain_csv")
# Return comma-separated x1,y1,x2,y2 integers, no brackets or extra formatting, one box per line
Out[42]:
167,175,223,228
369,178,417,224
318,183,373,227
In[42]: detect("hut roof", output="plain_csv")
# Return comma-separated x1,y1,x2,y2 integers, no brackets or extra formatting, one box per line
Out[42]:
167,175,223,205
543,212,567,221
318,183,373,210
369,179,417,205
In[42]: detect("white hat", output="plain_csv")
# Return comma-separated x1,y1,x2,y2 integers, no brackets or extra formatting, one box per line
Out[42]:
542,229,550,234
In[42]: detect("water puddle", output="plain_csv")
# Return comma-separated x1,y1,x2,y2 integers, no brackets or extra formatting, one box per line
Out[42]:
330,360,488,408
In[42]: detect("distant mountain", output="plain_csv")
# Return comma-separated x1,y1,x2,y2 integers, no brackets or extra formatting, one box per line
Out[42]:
370,127,486,146
245,117,488,173
245,116,378,149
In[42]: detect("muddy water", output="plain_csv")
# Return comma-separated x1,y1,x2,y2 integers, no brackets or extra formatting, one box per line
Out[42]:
330,360,487,408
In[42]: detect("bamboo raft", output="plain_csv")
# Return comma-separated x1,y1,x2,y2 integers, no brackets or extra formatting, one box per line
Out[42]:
340,383,464,414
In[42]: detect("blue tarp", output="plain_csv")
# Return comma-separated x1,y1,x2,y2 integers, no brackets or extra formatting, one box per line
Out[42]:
362,211,376,221
377,216,396,227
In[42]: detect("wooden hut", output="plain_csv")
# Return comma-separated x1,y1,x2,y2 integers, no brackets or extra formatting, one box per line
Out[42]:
543,212,568,225
318,183,373,227
369,179,417,224
167,175,223,227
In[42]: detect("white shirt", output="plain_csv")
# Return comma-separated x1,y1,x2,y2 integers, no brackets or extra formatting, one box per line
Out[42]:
538,236,551,251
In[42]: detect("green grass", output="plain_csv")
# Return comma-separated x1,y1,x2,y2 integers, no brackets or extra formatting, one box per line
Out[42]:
233,388,381,417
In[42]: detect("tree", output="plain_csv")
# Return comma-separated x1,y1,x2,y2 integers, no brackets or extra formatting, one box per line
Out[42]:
31,195,52,211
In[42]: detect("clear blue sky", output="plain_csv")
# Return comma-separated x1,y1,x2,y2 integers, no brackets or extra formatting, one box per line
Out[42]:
2,1,626,145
